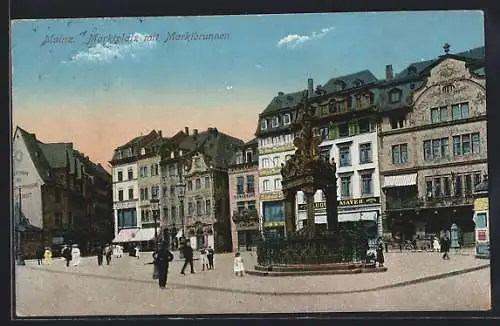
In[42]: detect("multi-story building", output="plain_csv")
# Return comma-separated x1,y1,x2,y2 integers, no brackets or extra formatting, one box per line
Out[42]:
255,90,303,238
12,126,113,258
305,71,383,236
109,130,164,248
159,127,244,252
379,45,486,244
228,138,259,251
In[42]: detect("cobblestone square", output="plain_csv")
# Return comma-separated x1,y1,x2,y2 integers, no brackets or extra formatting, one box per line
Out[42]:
15,249,490,316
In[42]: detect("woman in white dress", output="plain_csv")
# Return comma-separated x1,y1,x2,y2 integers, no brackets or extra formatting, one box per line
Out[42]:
233,252,245,277
200,247,209,271
71,244,81,266
134,246,141,259
432,237,441,252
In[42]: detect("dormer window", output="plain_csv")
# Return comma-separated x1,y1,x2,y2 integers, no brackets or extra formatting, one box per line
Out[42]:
354,79,364,87
117,150,122,159
140,148,146,155
335,80,346,92
271,116,280,128
328,99,337,113
283,113,291,125
389,88,402,103
236,152,243,165
246,151,253,163
260,119,268,130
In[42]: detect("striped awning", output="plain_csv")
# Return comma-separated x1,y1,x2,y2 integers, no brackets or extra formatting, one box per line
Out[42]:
112,228,139,243
134,228,156,242
383,173,417,188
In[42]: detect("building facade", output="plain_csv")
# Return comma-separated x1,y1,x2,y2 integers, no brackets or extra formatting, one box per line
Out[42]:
379,45,486,244
13,126,113,258
256,90,303,238
228,139,259,251
159,127,244,252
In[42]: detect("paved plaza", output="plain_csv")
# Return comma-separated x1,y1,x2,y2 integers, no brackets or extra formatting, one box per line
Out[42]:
15,249,491,316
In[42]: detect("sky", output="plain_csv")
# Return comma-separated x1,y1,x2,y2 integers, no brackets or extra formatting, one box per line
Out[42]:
11,11,485,169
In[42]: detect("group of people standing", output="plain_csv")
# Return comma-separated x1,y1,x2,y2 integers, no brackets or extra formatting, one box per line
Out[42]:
35,246,54,265
96,244,114,266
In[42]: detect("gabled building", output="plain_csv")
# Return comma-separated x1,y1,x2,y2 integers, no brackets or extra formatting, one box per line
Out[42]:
159,127,244,252
378,45,486,244
12,126,113,258
228,138,259,251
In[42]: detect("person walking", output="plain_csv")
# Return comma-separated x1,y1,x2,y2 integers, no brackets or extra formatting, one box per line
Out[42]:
36,246,44,265
233,252,245,277
105,244,113,265
71,244,81,266
376,239,385,268
207,246,215,270
43,247,52,265
135,245,141,259
200,246,209,271
442,230,451,260
62,245,72,267
97,245,104,266
433,236,441,252
154,241,174,289
180,240,195,275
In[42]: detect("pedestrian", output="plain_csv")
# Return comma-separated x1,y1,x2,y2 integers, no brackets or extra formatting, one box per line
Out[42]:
71,244,81,266
36,246,44,265
105,244,113,265
154,241,174,289
200,246,209,271
62,245,72,267
97,245,104,266
433,237,441,252
207,246,215,270
180,240,195,275
376,239,385,268
233,252,245,277
135,245,141,259
442,231,451,260
43,247,52,265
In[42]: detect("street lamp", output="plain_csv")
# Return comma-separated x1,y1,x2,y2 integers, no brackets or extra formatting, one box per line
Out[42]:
16,187,26,266
175,182,186,258
150,198,160,250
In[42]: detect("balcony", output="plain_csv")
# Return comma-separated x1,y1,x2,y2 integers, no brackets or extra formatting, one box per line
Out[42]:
423,195,474,208
233,192,256,200
232,209,259,223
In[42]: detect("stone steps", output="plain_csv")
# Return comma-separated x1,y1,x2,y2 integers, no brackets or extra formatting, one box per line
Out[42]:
247,266,388,277
254,262,369,272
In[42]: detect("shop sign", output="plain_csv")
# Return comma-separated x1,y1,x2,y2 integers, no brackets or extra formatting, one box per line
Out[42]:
474,198,489,211
114,201,137,210
263,221,285,228
298,202,327,211
338,197,380,207
259,191,284,201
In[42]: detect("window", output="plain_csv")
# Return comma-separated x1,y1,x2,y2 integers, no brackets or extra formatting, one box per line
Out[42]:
194,158,201,169
358,119,372,134
340,175,351,197
205,176,210,188
474,212,487,228
117,209,137,229
262,158,270,169
196,200,203,216
462,134,471,155
262,201,284,223
453,103,470,120
151,185,159,199
338,123,349,137
170,185,175,196
235,152,243,164
171,206,177,220
474,173,482,187
118,190,124,201
443,177,451,196
163,207,169,219
248,200,256,211
168,164,177,177
465,174,473,195
320,147,331,164
391,118,406,129
151,164,159,176
237,176,244,194
431,108,439,123
359,143,372,164
453,133,480,156
273,156,280,167
261,119,268,130
453,136,461,156
472,133,480,154
389,91,401,103
440,138,449,158
328,100,337,113
205,200,211,215
188,202,194,216
319,127,329,140
196,178,201,189
455,175,462,196
426,179,433,197
432,139,441,159
461,103,470,119
128,188,134,200
274,178,282,190
434,177,442,197
187,181,193,191
263,180,270,192
127,168,133,180
140,188,145,200
283,113,291,125
246,151,253,163
339,145,351,167
247,175,255,193
117,171,123,181
271,116,280,128
439,106,448,122
361,173,373,195
392,144,408,164
355,95,362,109
139,166,148,178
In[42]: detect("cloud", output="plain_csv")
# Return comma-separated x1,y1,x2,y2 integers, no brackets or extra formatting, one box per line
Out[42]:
226,85,233,90
255,64,262,69
277,26,334,49
65,32,157,63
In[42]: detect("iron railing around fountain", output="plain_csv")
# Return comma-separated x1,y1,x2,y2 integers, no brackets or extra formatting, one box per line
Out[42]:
255,228,369,266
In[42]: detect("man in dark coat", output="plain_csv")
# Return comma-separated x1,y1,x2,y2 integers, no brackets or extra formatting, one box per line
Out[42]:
180,240,195,275
154,241,174,289
442,231,451,260
62,245,72,267
97,245,104,266
36,246,44,265
207,246,215,270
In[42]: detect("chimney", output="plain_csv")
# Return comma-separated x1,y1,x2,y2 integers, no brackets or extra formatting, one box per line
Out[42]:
158,130,162,138
193,129,198,136
307,78,314,98
278,91,284,96
385,65,393,81
184,126,189,135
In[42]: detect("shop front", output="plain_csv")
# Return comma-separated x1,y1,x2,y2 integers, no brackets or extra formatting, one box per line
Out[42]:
261,200,285,239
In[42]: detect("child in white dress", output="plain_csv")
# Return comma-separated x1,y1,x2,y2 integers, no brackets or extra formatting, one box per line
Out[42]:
233,252,245,277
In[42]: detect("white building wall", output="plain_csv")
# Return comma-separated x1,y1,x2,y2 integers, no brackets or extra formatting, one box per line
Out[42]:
112,162,140,236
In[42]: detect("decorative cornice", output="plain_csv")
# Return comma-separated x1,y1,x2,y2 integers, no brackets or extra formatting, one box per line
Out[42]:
380,158,487,176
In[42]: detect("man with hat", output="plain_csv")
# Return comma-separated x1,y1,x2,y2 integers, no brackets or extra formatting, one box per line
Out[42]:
153,241,174,289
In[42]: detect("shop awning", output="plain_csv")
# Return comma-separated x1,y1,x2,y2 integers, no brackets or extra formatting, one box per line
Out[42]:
134,228,156,242
339,211,378,222
112,228,139,243
383,173,417,188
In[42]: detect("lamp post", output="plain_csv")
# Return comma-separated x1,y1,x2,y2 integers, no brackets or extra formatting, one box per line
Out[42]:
150,198,160,250
17,187,26,266
176,182,186,258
